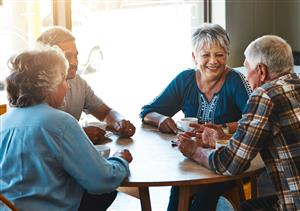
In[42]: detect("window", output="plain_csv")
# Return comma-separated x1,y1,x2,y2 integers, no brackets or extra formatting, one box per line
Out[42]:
72,0,204,117
0,0,52,103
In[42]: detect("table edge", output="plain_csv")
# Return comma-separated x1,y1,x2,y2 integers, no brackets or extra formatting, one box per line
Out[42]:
121,166,265,187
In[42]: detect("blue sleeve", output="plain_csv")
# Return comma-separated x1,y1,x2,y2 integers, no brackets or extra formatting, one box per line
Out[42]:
59,117,130,194
140,70,193,119
231,70,252,113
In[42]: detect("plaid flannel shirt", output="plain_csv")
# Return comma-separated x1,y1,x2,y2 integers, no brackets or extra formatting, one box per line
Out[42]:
209,73,300,210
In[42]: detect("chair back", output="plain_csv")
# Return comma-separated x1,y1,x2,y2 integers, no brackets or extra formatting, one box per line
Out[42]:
0,104,7,115
0,194,18,211
80,45,103,75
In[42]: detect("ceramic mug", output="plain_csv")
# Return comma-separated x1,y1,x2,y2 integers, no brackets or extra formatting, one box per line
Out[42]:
176,117,198,132
87,121,107,130
94,145,111,158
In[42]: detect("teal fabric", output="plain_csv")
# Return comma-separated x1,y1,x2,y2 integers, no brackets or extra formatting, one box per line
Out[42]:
0,103,129,211
140,68,251,124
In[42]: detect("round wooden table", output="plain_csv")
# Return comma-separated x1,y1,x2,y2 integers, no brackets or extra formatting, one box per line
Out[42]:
103,123,265,211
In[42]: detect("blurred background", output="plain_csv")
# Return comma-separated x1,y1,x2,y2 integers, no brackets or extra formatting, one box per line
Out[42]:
0,0,299,118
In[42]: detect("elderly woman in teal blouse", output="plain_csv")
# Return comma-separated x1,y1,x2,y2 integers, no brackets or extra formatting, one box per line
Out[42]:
140,23,252,134
140,23,252,211
0,47,132,211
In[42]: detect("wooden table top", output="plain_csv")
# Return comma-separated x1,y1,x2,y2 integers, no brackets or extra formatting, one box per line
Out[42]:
104,123,265,187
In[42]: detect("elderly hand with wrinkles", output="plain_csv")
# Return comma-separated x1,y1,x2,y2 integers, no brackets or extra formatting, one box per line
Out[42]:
108,119,136,138
201,123,231,145
177,123,220,163
177,129,215,153
83,126,106,145
177,132,202,158
187,123,231,148
158,116,178,134
177,131,214,168
179,123,216,148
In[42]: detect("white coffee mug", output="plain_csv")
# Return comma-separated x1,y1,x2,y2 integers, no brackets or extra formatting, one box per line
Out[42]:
94,145,111,158
176,117,198,132
87,121,107,130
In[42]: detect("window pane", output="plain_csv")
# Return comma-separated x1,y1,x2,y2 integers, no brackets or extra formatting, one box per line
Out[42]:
0,0,52,103
72,0,204,117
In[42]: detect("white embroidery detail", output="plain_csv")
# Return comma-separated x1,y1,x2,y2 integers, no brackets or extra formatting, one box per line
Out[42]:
196,93,219,123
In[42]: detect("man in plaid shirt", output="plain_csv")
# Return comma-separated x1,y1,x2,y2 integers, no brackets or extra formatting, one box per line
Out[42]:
177,35,300,211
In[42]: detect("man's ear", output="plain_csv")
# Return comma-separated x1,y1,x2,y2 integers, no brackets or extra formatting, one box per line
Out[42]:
257,63,269,82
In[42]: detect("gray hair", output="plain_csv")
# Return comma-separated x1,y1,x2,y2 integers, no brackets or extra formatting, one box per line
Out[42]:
6,46,68,107
37,26,75,46
244,35,294,78
192,23,230,54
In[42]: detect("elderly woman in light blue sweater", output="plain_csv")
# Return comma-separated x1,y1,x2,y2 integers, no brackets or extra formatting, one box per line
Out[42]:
0,46,132,211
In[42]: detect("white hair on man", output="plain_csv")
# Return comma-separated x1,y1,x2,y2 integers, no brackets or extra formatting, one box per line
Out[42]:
244,35,294,78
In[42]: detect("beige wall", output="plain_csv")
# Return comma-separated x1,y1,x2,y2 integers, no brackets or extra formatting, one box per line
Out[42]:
274,1,300,51
222,0,300,67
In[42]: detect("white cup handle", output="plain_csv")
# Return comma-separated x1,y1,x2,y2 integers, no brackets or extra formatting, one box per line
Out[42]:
176,121,183,130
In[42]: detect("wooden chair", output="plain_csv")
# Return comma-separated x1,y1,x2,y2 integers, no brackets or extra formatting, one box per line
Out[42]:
222,174,259,211
0,194,18,211
0,104,7,115
182,172,260,211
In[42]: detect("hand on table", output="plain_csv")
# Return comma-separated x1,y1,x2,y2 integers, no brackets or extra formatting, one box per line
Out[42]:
188,123,232,148
201,128,218,148
202,123,231,141
177,132,214,167
189,123,205,133
158,116,178,134
113,149,133,163
178,123,216,148
177,133,201,158
108,120,136,138
83,126,106,145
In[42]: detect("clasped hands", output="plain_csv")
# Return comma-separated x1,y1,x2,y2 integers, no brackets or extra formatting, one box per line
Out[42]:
176,123,231,159
84,119,135,145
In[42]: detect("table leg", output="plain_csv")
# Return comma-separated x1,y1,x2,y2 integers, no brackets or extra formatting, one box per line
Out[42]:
178,186,191,211
138,187,152,211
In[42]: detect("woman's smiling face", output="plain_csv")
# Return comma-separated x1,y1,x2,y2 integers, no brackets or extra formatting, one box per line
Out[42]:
193,44,228,79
